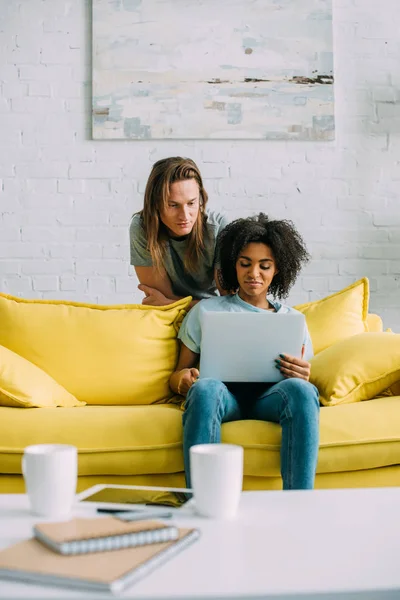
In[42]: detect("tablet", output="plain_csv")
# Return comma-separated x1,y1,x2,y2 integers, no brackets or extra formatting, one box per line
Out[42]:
76,484,193,513
200,311,306,382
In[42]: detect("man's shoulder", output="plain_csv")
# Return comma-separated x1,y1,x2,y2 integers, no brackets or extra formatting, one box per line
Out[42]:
129,212,143,232
205,210,229,235
129,213,147,245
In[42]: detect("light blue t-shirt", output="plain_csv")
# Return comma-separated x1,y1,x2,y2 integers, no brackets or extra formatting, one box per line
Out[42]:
178,293,313,361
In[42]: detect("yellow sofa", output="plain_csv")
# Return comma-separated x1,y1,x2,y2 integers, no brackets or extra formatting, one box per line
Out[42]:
0,280,399,493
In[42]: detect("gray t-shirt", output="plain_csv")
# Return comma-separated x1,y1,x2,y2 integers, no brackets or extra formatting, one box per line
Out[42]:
129,210,229,300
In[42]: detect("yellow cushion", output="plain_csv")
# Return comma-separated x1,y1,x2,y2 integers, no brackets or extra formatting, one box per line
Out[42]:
2,396,400,479
0,405,184,475
223,395,400,476
0,345,84,408
294,278,369,354
310,332,400,406
0,294,191,405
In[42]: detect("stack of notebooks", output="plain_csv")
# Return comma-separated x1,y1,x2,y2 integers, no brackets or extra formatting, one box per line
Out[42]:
0,516,199,593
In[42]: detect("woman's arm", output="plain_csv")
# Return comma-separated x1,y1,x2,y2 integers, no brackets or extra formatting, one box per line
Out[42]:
169,343,200,395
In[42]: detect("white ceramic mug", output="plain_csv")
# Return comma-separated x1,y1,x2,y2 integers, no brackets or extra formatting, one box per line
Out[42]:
190,443,243,519
22,444,78,517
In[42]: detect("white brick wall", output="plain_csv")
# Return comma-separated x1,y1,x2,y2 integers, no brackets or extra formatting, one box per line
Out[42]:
0,0,399,330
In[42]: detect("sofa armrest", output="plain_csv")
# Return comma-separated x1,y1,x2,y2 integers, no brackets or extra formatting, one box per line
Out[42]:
366,313,383,333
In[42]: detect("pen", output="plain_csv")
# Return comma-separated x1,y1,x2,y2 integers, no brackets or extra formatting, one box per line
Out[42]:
96,508,174,521
97,507,137,514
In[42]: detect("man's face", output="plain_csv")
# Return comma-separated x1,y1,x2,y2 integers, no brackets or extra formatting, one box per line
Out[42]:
160,179,200,238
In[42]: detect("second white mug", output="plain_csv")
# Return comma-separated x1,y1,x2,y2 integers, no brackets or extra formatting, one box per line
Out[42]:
22,444,78,518
190,443,243,519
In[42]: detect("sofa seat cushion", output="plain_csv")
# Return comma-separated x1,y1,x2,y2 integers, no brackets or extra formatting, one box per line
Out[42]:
0,405,184,476
222,396,400,476
1,397,399,479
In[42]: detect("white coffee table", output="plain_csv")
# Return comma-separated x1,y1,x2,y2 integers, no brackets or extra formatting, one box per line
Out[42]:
0,488,400,599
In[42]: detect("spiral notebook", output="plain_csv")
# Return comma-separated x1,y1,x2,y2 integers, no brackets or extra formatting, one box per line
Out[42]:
0,526,199,594
33,517,179,555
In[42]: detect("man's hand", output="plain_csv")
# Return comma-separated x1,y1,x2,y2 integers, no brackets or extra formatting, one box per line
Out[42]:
275,346,311,381
138,284,173,306
177,368,200,395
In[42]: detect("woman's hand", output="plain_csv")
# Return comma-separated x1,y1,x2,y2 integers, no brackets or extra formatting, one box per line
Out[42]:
138,284,173,306
177,368,200,395
169,345,200,395
275,346,311,381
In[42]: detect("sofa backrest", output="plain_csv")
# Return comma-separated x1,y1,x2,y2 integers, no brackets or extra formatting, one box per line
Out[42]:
0,293,191,405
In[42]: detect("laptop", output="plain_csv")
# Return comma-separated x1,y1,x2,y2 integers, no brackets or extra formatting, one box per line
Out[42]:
199,311,306,383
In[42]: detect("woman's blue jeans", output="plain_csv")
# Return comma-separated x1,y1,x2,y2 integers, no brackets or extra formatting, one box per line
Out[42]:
182,378,320,490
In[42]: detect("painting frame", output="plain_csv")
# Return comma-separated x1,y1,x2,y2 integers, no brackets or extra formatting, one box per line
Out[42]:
92,0,335,141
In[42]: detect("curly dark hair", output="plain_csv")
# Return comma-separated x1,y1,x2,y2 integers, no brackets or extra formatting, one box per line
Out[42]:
217,213,310,299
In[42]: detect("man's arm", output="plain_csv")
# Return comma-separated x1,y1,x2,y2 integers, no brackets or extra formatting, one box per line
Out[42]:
134,265,176,299
135,265,200,308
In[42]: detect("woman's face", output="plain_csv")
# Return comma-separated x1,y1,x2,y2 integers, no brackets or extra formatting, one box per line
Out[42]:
160,179,200,238
235,242,278,303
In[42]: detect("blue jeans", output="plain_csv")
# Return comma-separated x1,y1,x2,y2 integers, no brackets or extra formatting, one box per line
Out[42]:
182,378,320,490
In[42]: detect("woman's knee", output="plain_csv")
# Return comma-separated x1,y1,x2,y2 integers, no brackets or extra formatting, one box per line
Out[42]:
185,378,228,417
279,378,320,416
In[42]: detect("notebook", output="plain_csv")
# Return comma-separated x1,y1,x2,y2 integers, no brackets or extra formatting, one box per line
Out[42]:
0,527,199,594
199,311,306,382
33,517,179,555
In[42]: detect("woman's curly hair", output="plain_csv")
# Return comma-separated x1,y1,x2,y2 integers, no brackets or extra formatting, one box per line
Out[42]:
217,213,310,299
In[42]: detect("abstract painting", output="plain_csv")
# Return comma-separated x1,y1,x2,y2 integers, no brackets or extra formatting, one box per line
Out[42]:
92,0,334,140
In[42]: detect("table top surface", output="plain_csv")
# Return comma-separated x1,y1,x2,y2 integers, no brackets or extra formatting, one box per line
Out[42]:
0,488,399,600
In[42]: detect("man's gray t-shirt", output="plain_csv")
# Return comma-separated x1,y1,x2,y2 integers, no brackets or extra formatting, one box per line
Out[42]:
129,210,229,300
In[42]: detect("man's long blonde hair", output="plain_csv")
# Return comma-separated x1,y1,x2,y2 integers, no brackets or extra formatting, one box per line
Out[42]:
140,157,209,273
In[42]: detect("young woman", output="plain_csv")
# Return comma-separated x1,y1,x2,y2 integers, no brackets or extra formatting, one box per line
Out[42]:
129,157,229,307
169,213,320,490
